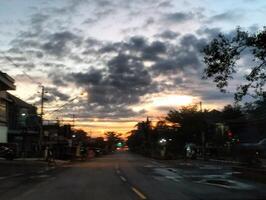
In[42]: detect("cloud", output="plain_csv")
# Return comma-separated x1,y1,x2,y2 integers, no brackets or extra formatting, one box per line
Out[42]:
63,52,159,118
155,30,180,39
196,27,221,39
157,1,173,8
41,31,83,57
163,12,194,23
208,11,244,23
142,41,167,60
45,87,70,102
3,0,248,121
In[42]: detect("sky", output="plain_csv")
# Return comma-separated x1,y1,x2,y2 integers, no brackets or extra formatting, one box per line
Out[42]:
0,0,266,137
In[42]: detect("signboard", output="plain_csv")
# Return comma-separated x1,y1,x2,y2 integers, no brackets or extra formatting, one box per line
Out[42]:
0,125,7,143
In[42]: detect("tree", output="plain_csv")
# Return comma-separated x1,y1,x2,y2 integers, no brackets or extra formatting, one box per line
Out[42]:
166,105,206,145
203,27,266,101
222,104,244,121
245,95,266,137
104,131,122,152
134,118,153,155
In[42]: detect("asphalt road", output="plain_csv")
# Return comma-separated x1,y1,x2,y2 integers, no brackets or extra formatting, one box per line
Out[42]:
1,151,266,200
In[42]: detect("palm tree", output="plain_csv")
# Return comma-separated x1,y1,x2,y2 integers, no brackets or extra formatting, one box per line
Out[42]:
104,132,121,152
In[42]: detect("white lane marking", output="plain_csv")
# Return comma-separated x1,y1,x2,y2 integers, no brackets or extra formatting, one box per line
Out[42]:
196,179,253,190
0,173,24,180
151,161,159,165
120,176,127,182
131,187,147,199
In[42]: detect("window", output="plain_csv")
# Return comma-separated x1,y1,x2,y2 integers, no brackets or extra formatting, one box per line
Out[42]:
0,99,6,123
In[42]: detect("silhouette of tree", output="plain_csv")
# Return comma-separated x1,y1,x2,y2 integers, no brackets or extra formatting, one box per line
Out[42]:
203,27,266,101
222,104,244,121
166,105,206,145
104,131,122,152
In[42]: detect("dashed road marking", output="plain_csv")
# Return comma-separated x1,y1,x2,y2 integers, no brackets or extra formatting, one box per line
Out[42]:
131,187,147,199
120,176,127,182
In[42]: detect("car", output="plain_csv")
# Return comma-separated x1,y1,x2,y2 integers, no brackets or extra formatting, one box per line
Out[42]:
236,138,266,165
238,138,266,153
91,148,103,157
0,146,16,160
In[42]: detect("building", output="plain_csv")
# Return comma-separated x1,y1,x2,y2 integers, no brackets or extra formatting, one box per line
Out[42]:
0,71,15,143
7,93,40,156
43,121,74,159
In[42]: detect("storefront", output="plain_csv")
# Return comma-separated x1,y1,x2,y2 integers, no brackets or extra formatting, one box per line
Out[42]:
0,71,15,143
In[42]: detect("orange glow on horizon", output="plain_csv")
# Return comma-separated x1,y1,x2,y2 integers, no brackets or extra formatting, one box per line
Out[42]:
152,95,194,107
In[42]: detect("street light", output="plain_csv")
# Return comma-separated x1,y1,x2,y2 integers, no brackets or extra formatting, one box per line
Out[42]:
159,138,167,145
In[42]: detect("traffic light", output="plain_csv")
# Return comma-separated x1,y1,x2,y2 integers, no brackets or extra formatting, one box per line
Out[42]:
227,130,233,139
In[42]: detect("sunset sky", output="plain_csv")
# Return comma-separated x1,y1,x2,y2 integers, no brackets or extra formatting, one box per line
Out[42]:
0,0,265,137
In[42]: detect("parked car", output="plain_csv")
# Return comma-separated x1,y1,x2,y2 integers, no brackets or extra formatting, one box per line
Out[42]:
236,138,266,166
91,148,103,157
0,146,16,160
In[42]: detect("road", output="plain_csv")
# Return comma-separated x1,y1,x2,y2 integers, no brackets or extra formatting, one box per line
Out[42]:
1,151,266,200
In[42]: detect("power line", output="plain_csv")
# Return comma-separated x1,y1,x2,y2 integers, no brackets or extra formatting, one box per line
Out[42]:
45,96,80,115
0,52,42,86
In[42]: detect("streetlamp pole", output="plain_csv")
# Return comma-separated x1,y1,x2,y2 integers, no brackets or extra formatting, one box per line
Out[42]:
199,101,206,160
39,86,45,154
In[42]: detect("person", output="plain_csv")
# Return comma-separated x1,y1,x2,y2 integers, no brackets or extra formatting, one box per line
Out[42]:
80,144,88,161
47,146,56,166
184,143,197,160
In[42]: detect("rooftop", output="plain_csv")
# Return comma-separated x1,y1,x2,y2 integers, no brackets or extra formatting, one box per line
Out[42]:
0,71,16,91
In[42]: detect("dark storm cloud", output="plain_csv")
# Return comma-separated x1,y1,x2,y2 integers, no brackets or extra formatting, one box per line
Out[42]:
208,11,243,23
41,31,83,57
98,42,122,54
82,8,115,25
142,41,167,60
163,12,194,23
4,0,241,118
61,54,156,118
46,87,70,102
196,27,221,39
152,59,179,73
57,32,219,118
30,13,49,28
66,53,157,117
151,33,206,75
62,102,146,119
47,71,68,87
143,17,155,27
69,68,103,86
96,33,205,77
193,88,234,101
127,36,147,50
98,36,167,61
151,50,201,76
157,1,173,8
155,30,180,39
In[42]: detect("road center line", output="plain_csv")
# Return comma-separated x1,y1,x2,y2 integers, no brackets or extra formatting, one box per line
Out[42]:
120,176,127,182
131,187,147,199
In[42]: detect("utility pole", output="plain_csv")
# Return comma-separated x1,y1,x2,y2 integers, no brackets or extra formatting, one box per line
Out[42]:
72,114,75,128
199,101,206,160
39,86,45,154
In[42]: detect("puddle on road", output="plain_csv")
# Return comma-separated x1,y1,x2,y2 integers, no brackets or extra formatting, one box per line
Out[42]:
196,178,253,190
153,168,182,179
149,166,252,190
199,165,223,170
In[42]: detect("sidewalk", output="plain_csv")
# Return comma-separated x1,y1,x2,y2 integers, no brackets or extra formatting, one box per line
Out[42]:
0,158,70,179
